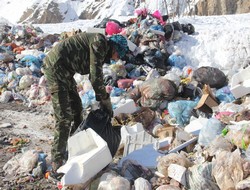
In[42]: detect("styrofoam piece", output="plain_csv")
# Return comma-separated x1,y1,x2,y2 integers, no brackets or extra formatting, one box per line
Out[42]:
124,123,144,134
230,66,250,99
119,137,172,169
184,117,209,136
123,130,158,157
149,29,165,36
113,99,137,116
154,137,173,152
168,164,187,186
118,143,164,169
120,123,144,144
57,128,112,186
127,39,137,52
86,27,105,35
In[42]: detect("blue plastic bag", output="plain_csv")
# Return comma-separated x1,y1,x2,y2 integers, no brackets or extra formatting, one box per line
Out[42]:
168,99,198,126
110,87,126,97
168,54,187,69
80,90,96,108
216,86,235,103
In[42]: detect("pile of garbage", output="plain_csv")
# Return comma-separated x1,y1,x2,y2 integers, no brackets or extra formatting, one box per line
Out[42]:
1,7,250,190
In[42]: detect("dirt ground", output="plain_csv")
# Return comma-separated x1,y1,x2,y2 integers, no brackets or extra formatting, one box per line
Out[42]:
0,102,59,189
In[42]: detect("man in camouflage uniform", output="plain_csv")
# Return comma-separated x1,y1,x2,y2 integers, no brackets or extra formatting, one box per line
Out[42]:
42,32,128,175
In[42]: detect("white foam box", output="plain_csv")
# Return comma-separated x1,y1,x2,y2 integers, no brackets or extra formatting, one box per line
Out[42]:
113,99,137,116
86,27,106,35
168,164,187,186
57,128,112,186
230,66,250,99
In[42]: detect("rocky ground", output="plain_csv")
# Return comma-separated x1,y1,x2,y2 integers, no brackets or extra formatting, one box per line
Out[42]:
0,102,60,189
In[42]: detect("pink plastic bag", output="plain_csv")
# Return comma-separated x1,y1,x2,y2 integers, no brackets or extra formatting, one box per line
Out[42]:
152,10,165,25
106,21,122,35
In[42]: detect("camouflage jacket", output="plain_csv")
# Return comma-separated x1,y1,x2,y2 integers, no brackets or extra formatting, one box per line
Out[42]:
44,32,110,101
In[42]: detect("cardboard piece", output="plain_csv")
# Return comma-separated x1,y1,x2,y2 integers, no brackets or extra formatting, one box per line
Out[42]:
155,125,176,139
195,85,219,113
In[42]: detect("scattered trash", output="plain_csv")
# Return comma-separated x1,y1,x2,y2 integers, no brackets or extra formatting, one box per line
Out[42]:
1,6,250,190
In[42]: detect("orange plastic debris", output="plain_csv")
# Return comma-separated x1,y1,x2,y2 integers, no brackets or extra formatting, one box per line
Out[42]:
45,171,50,179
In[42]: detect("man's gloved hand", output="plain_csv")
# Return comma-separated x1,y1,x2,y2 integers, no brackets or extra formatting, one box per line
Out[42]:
100,95,113,117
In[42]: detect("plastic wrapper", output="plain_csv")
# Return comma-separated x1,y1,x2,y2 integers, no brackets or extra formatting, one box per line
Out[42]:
3,150,39,177
0,52,14,62
157,153,193,177
0,90,12,103
236,176,250,190
117,79,134,89
26,84,39,99
186,162,219,190
15,67,32,76
98,172,130,190
163,72,181,87
134,177,152,190
203,136,234,157
198,118,224,147
109,62,127,78
19,75,33,90
212,149,246,190
225,122,250,150
131,78,177,108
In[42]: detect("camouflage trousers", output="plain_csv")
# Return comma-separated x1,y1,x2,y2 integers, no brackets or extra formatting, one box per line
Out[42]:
43,60,83,164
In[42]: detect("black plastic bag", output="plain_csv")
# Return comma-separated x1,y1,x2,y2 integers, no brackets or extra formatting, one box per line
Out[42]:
181,23,195,34
192,66,228,89
76,109,121,157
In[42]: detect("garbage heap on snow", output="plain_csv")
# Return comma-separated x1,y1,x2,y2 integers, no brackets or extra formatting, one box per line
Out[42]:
1,8,250,190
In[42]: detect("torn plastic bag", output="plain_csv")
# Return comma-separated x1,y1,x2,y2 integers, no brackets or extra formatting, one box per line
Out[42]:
76,109,121,157
212,149,245,190
134,177,151,190
186,162,220,190
128,78,177,109
197,118,225,147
